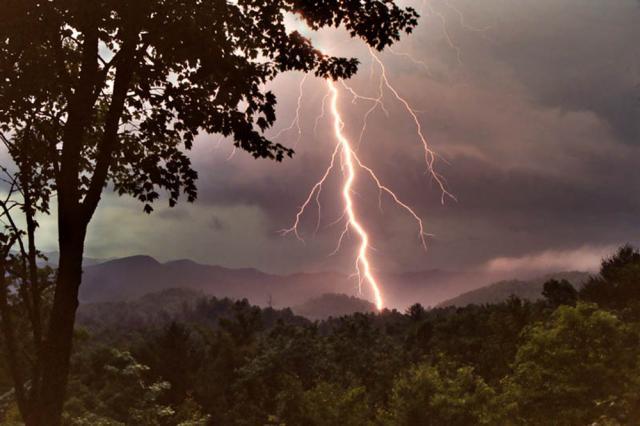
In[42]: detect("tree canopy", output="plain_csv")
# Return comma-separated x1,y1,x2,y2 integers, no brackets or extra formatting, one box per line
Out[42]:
0,245,630,424
0,1,420,424
0,0,418,213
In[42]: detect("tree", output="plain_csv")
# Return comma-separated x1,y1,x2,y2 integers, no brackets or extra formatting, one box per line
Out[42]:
580,245,640,309
0,1,418,423
137,322,204,406
63,348,208,425
501,303,640,424
382,360,498,425
542,279,578,308
427,297,540,384
0,145,56,421
282,381,371,426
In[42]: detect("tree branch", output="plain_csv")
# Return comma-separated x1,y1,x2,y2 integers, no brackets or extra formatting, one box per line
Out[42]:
0,235,30,416
81,29,141,221
58,23,100,214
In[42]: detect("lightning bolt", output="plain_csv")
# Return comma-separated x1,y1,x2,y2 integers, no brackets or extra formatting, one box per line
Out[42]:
369,48,455,204
280,39,456,310
327,80,383,309
280,142,340,243
281,76,437,310
340,77,388,149
273,73,308,146
388,46,432,74
313,92,331,138
441,0,492,34
424,1,463,66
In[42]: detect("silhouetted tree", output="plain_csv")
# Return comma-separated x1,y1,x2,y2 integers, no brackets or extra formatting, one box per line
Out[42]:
138,322,204,406
406,303,427,321
0,1,418,423
501,303,640,423
580,245,640,309
0,150,56,421
383,360,498,425
542,279,578,308
49,249,640,424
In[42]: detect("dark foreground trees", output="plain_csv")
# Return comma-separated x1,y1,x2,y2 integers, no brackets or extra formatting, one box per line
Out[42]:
501,303,640,424
0,246,637,423
580,245,640,310
0,245,631,424
0,1,418,423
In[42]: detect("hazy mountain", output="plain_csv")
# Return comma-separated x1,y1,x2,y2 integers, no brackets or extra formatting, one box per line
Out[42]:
76,288,307,335
78,255,468,309
77,287,204,332
43,251,110,267
437,271,591,307
79,255,358,308
77,254,590,310
292,293,377,320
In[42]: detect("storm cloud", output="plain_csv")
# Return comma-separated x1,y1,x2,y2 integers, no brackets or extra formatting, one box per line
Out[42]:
49,0,639,280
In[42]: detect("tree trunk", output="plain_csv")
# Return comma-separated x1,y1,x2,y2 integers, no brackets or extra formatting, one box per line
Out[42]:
18,16,138,425
0,242,29,419
27,212,87,426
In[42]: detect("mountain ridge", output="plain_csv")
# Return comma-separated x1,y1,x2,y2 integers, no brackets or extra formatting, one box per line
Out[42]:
77,254,592,310
79,254,459,309
292,293,377,320
437,271,590,307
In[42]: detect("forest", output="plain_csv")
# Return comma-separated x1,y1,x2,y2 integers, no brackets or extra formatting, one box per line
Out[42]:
0,245,637,425
1,0,637,424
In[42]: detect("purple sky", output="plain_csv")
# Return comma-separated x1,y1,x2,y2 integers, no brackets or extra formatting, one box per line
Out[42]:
38,0,640,279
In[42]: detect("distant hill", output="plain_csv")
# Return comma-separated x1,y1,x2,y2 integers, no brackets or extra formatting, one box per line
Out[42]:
76,254,591,310
78,289,374,333
438,271,590,307
78,255,466,309
77,287,204,331
77,288,307,334
42,251,110,267
292,293,376,320
79,255,356,308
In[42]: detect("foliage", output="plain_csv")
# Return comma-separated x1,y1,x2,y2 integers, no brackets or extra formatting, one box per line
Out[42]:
62,348,208,425
426,297,544,383
542,278,578,308
383,360,498,425
581,245,640,309
501,303,640,424
1,246,640,424
0,0,419,212
440,271,589,307
293,293,376,320
0,1,419,422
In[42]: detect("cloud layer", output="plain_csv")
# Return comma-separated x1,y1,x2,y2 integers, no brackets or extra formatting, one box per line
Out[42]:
34,0,640,280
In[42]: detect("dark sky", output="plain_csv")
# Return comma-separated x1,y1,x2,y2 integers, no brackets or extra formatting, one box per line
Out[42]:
39,0,640,277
